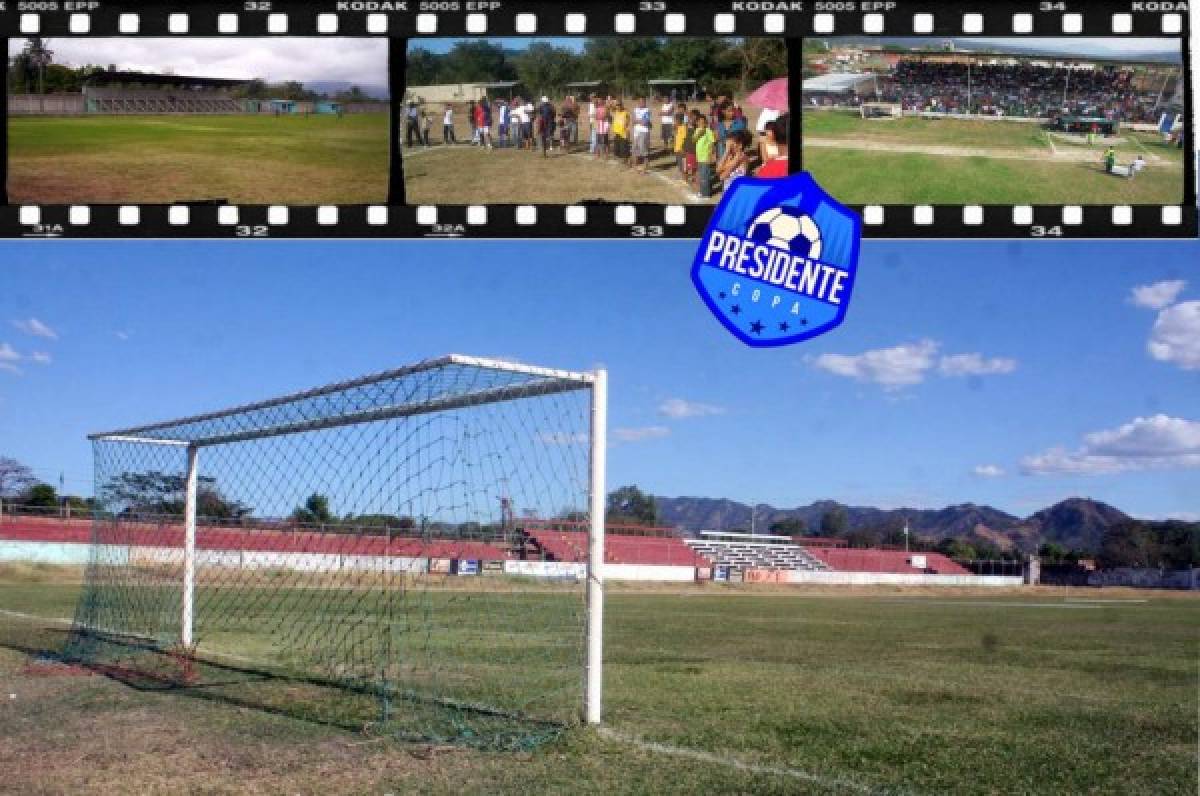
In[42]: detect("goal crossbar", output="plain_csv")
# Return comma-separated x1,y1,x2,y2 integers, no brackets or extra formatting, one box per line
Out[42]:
88,353,595,447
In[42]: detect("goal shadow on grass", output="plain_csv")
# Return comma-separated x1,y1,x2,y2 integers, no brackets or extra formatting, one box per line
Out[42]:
0,623,566,750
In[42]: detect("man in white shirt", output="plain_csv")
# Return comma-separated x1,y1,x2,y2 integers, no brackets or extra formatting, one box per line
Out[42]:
659,95,675,153
588,95,599,154
442,105,456,145
497,99,510,148
632,97,653,173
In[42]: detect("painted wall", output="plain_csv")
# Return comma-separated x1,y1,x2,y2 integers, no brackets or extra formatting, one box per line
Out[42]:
752,569,1025,587
8,94,86,114
603,563,697,582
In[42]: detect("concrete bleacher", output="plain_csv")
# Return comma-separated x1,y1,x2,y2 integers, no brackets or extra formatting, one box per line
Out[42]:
685,532,829,571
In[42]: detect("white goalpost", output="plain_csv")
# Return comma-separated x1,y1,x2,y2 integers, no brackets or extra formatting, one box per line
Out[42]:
72,354,608,745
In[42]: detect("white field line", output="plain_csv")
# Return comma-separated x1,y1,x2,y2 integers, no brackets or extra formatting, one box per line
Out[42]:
1062,598,1149,604
567,152,712,205
1042,129,1058,156
0,607,69,625
876,600,1104,609
597,726,881,794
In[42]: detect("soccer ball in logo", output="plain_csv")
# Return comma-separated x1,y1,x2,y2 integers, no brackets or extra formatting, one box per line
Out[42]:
747,207,823,261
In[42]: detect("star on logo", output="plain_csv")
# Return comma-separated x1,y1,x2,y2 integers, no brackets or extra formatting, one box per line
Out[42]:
779,322,790,332
731,304,741,315
750,320,765,335
718,292,727,300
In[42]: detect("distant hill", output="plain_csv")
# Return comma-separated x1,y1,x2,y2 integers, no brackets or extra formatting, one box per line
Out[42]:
304,81,390,100
654,496,1138,553
1025,498,1131,552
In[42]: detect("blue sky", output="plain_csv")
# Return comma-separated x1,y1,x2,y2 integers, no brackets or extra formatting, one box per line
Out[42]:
0,238,1197,521
416,38,585,55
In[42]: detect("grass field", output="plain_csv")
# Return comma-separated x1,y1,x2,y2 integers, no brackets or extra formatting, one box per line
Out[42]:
1,566,1196,794
7,114,390,205
402,143,713,206
801,112,1186,206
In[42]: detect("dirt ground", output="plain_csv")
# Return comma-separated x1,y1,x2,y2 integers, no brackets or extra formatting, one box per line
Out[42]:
402,143,717,206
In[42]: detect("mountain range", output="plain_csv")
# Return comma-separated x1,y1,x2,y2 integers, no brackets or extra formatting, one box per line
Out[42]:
654,496,1145,553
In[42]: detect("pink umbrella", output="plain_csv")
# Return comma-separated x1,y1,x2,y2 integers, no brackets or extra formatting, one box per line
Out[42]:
746,77,789,111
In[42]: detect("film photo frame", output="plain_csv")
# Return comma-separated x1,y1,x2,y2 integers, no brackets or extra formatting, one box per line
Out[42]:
0,0,1195,240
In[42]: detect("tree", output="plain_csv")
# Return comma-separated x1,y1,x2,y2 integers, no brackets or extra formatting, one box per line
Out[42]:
818,507,848,537
606,485,657,526
768,517,807,536
24,483,58,508
0,456,37,499
335,85,369,102
102,471,252,520
292,493,335,525
24,38,53,95
513,42,578,96
442,40,514,84
936,537,978,561
406,47,442,86
1097,521,1157,568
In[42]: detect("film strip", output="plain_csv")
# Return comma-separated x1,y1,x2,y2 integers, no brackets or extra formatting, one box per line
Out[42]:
0,1,1194,239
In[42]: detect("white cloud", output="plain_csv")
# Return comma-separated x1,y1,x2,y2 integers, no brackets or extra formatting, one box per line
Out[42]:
812,340,1016,390
612,426,670,443
972,465,1006,478
10,318,57,340
1022,415,1200,475
0,362,20,375
1130,280,1187,310
115,331,131,341
812,339,939,389
939,353,1018,377
658,398,725,419
9,38,389,89
1147,300,1200,370
30,352,51,365
0,343,20,363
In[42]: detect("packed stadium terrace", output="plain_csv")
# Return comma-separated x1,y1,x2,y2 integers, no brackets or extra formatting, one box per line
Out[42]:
815,60,1170,123
2,513,970,576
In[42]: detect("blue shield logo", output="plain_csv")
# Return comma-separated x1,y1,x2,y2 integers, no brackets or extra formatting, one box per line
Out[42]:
691,172,861,347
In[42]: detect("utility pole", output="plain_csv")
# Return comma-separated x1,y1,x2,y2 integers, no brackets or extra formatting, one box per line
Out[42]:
903,519,910,553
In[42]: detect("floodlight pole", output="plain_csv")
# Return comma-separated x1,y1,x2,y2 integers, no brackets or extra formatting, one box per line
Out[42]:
585,368,607,726
181,443,199,648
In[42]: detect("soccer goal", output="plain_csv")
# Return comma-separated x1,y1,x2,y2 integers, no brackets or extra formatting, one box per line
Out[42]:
65,355,607,748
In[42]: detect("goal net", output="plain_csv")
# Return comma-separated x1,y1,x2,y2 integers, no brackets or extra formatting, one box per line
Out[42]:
64,355,606,749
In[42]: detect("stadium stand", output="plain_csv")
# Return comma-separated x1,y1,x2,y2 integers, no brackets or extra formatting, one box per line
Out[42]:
521,523,710,567
805,57,1179,124
685,532,828,571
803,546,970,576
0,514,508,560
83,72,247,114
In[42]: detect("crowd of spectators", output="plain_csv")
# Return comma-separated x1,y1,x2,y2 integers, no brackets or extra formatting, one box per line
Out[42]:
806,60,1174,124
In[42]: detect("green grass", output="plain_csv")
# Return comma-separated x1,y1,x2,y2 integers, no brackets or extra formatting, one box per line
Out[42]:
7,114,390,204
801,111,1185,205
2,572,1197,794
